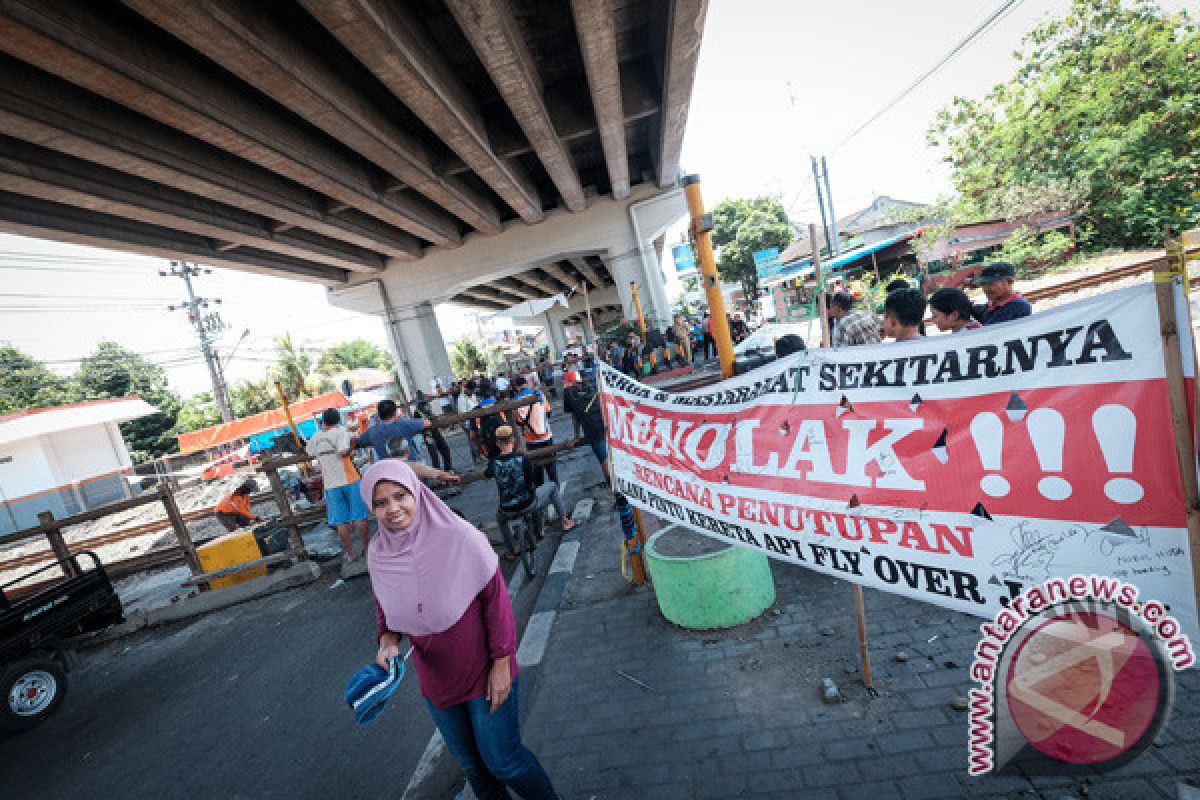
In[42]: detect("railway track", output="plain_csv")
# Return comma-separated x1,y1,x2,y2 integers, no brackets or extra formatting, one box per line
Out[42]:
1024,248,1200,304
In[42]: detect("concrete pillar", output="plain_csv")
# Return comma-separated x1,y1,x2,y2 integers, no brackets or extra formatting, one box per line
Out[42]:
387,301,454,395
543,313,567,359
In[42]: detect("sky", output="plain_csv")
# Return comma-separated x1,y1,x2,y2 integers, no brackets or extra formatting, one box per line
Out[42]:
0,0,1185,396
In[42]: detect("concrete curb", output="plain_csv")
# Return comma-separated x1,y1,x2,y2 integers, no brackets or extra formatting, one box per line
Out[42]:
405,495,595,800
78,561,323,648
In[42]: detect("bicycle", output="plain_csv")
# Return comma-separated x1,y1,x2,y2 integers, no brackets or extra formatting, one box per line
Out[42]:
508,508,544,579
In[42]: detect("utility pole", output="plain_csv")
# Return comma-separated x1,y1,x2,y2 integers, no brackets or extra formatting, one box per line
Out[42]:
811,156,832,261
821,156,842,257
162,260,234,422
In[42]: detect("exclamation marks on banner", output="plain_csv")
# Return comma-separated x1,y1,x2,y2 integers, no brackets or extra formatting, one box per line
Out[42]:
1026,408,1071,500
1092,405,1144,504
969,412,1010,497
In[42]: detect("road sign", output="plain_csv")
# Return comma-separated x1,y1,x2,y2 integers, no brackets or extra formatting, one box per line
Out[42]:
753,247,783,282
672,243,696,275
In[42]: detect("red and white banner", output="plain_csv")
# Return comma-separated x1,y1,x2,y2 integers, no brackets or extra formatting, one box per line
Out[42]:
600,282,1200,646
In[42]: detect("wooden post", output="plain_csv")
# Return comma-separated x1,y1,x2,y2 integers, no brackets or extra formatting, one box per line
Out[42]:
1153,249,1200,627
160,481,206,589
630,507,649,585
811,224,831,347
683,175,736,378
870,250,882,282
582,279,597,348
274,381,304,449
37,511,78,578
265,464,306,558
853,585,873,689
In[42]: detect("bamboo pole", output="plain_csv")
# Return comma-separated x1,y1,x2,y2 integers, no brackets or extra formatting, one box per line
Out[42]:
683,175,736,378
1153,247,1200,628
274,381,304,448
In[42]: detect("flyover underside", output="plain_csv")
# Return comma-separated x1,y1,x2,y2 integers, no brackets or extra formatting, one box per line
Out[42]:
328,185,685,394
0,0,708,286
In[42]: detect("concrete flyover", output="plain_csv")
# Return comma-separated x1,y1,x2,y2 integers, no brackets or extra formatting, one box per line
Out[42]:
0,0,710,390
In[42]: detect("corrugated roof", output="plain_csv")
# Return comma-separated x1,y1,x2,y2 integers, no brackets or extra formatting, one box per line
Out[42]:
176,390,350,454
0,396,159,446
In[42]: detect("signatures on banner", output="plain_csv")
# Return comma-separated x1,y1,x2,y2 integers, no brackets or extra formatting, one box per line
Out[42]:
989,519,1155,581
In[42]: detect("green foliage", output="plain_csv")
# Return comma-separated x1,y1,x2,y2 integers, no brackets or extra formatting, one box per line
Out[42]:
74,341,182,462
848,271,910,314
0,345,75,415
986,227,1076,277
449,337,489,379
231,379,277,417
711,196,795,298
175,392,222,433
929,0,1200,248
316,338,394,375
269,333,330,400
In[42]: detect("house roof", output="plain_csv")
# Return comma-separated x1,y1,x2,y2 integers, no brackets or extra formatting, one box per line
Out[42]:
176,390,351,454
780,195,929,264
0,396,160,446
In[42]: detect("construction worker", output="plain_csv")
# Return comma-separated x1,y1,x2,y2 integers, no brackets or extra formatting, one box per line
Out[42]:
512,373,558,488
214,478,260,532
307,408,371,562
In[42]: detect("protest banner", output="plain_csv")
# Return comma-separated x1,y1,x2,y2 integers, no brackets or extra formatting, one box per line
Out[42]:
599,281,1200,647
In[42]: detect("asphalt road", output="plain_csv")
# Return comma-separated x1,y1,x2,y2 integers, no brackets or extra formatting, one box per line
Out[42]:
0,411,600,799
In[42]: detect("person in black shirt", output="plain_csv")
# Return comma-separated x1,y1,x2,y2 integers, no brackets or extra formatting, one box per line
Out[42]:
412,390,453,471
490,425,575,559
561,369,610,481
977,261,1033,325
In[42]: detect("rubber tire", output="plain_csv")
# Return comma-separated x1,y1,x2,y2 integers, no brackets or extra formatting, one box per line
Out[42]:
1,657,68,733
518,521,536,579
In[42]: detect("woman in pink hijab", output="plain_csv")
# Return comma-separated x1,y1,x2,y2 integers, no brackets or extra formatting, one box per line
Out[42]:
362,460,558,800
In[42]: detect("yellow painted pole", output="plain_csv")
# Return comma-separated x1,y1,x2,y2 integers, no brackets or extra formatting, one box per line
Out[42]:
682,175,735,378
630,281,656,369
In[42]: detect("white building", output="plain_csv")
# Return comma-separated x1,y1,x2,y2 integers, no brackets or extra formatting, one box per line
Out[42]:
0,397,159,537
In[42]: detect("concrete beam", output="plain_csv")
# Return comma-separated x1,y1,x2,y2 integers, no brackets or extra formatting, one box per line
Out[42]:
455,291,508,311
467,282,526,305
0,190,348,285
658,0,709,188
0,136,385,273
509,271,560,296
490,279,541,301
568,256,605,289
570,0,630,198
121,0,500,236
445,0,586,213
300,0,543,225
540,261,580,293
0,57,420,260
0,0,461,245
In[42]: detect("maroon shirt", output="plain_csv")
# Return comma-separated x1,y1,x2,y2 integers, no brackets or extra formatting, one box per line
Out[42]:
375,567,518,710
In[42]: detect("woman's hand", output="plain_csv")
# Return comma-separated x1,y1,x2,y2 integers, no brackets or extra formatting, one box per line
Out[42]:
485,656,512,713
376,632,401,669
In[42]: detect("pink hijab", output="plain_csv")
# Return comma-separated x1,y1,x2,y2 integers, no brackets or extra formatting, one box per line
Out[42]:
362,460,498,636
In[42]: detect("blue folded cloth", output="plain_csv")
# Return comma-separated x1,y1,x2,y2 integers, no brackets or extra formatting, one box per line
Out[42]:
345,648,411,725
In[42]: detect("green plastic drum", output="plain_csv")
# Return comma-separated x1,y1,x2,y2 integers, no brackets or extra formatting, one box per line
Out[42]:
645,525,776,630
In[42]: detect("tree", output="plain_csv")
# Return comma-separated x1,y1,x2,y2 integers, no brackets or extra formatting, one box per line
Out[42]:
231,379,277,417
710,196,795,299
0,345,76,415
316,338,394,375
449,337,489,379
270,333,331,400
176,391,222,433
74,341,181,462
929,0,1200,248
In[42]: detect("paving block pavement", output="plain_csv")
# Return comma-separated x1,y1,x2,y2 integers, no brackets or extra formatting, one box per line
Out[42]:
505,502,1200,800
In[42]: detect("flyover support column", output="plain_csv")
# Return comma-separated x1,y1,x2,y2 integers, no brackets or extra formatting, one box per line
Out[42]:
543,312,568,360
387,301,455,395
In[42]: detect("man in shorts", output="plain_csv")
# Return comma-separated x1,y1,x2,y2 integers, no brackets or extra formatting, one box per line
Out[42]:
306,408,370,561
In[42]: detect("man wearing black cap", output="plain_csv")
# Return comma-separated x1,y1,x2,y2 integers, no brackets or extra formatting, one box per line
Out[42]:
978,261,1032,325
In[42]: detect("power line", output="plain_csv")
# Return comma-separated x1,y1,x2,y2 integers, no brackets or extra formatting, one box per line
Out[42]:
834,0,1025,150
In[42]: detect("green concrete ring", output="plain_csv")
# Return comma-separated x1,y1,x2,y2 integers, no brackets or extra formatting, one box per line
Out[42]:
645,525,776,630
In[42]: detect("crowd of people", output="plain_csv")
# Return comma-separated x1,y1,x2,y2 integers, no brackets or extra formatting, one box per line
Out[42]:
223,262,1030,800
828,261,1031,347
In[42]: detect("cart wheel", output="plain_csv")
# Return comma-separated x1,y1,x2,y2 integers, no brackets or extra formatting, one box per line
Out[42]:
1,657,67,732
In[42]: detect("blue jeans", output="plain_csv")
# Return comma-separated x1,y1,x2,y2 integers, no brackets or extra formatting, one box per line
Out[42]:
425,678,556,800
